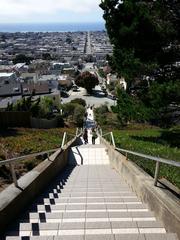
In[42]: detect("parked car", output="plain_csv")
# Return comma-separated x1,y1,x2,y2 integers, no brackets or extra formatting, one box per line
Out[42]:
112,95,117,100
108,95,117,100
72,85,78,92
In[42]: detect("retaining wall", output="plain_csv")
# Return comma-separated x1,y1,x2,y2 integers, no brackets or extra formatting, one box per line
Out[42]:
0,111,31,128
100,137,180,239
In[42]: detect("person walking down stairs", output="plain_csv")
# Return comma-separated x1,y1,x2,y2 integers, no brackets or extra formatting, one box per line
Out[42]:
83,128,88,144
91,128,97,145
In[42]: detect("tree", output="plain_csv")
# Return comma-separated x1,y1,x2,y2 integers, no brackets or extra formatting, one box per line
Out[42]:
62,102,86,127
100,0,179,90
113,88,150,125
13,54,33,65
38,97,54,118
75,71,99,94
147,81,180,111
73,105,85,127
42,53,52,60
12,96,55,118
100,0,180,126
66,37,72,44
62,103,76,120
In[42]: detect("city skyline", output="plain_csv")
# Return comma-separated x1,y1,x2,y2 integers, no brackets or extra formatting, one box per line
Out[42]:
0,0,104,23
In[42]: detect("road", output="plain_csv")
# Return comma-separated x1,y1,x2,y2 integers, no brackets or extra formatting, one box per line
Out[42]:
62,85,116,107
85,31,92,55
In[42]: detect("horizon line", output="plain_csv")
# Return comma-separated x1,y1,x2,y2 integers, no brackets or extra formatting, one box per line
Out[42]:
0,21,105,24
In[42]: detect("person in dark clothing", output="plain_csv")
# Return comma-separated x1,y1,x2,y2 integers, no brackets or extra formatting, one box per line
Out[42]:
83,128,88,144
84,112,88,119
91,128,97,145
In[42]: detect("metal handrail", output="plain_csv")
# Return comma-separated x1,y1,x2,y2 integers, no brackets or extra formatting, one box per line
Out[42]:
61,132,67,148
100,130,180,187
0,147,61,188
0,148,60,166
111,132,116,148
115,147,180,168
61,128,83,148
116,147,180,186
101,131,116,148
0,128,82,188
102,132,111,137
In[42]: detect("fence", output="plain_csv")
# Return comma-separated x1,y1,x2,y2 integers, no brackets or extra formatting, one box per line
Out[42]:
0,112,61,129
30,117,58,129
0,111,31,128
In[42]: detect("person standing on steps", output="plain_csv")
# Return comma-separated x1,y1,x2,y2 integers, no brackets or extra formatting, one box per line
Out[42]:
83,128,88,144
84,112,88,119
91,128,97,145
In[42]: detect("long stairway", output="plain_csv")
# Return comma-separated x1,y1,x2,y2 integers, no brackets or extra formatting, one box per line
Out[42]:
2,109,178,240
3,165,177,239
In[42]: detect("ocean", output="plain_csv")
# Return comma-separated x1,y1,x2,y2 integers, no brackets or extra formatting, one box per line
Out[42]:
0,22,105,33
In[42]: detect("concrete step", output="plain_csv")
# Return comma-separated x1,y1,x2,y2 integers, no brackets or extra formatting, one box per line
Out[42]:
18,212,156,224
68,146,109,165
33,203,148,212
5,233,179,240
3,165,178,240
18,209,155,223
5,221,167,236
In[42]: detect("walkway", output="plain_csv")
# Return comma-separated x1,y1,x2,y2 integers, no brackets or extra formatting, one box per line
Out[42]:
3,109,177,239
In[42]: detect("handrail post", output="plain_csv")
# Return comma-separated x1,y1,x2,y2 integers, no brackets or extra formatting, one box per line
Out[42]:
76,128,78,136
61,132,67,148
9,163,18,188
110,132,116,148
154,161,160,186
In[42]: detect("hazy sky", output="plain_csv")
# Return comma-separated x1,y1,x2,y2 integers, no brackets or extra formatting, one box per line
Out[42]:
0,0,104,23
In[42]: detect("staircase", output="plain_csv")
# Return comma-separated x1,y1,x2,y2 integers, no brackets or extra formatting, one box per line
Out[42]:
3,145,178,239
2,108,178,240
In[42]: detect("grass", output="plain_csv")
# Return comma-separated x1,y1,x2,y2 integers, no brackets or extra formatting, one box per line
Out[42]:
0,128,76,158
112,127,180,189
0,127,76,191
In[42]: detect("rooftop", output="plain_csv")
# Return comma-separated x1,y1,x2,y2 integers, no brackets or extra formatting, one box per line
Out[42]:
0,72,15,77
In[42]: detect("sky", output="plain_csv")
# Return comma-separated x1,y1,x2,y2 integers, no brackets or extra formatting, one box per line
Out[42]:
0,0,104,23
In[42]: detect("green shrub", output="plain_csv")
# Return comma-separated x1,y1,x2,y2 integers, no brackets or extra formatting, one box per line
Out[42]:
38,97,54,118
71,98,86,107
161,126,180,148
62,102,86,127
62,103,77,120
73,105,85,127
56,115,65,127
95,104,109,115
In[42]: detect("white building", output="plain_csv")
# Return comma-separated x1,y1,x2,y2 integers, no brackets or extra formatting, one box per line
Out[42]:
14,63,28,73
20,72,39,83
119,77,127,90
107,74,127,90
0,72,17,85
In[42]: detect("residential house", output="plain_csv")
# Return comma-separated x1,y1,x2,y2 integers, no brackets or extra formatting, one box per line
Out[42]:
0,72,17,85
58,75,72,89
